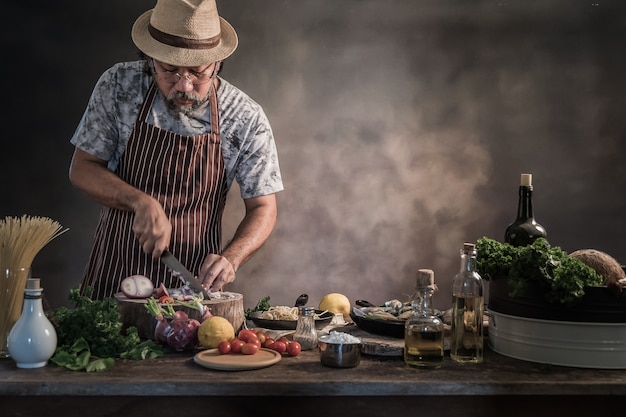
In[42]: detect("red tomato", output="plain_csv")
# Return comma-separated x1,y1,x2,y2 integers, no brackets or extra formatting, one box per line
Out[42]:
277,336,290,346
217,341,231,354
256,331,267,344
238,329,257,343
286,341,301,357
230,338,245,354
262,338,275,349
271,340,287,354
241,342,260,355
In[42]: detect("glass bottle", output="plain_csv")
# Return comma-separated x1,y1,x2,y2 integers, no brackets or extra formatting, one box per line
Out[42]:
504,173,547,247
7,278,58,368
450,243,484,363
293,306,318,350
404,269,444,368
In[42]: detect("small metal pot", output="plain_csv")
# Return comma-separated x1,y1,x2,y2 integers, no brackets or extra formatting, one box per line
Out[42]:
317,335,362,368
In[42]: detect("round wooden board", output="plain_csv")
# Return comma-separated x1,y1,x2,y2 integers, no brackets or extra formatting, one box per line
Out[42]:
115,291,245,339
193,348,281,371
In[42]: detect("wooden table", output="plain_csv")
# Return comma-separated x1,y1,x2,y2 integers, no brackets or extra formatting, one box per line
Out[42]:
2,343,625,417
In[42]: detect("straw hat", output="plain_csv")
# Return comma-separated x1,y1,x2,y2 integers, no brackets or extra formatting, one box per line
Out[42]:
132,0,238,67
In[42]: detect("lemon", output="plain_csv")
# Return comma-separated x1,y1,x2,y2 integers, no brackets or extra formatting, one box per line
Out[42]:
318,293,352,322
197,316,235,349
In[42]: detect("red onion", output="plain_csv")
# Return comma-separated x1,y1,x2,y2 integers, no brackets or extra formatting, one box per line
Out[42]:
166,318,200,351
154,319,171,344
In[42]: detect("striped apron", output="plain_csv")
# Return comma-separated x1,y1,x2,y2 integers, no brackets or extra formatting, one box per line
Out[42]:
81,83,227,299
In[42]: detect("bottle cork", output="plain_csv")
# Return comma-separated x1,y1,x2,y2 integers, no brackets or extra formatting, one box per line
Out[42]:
520,173,532,187
415,269,437,290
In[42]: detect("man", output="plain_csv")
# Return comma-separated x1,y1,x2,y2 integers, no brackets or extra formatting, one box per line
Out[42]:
69,0,283,299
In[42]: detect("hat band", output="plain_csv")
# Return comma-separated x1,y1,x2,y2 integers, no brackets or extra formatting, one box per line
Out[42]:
148,23,221,50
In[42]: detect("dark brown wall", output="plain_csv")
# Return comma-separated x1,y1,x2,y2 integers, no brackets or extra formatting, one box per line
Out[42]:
2,0,625,310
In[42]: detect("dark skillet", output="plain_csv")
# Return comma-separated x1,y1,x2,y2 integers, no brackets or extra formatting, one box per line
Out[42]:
350,311,406,339
351,300,443,339
250,310,333,330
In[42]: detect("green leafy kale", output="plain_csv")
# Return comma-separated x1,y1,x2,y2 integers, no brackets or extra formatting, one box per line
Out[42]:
476,237,604,305
51,287,163,371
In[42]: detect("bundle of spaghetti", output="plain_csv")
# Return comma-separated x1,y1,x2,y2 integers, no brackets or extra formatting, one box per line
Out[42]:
258,305,299,320
0,215,68,270
0,215,68,352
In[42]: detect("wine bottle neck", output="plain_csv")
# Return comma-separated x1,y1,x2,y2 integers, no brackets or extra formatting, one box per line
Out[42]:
516,185,534,219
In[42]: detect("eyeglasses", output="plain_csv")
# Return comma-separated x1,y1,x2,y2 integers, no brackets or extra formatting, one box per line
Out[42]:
152,60,213,85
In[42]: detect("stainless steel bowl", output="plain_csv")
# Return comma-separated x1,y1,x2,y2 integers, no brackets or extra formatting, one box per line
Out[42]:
317,335,362,368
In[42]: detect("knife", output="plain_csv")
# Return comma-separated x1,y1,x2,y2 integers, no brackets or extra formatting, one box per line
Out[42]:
160,249,211,299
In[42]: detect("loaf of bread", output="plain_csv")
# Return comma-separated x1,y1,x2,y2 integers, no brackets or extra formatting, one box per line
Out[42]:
570,249,625,295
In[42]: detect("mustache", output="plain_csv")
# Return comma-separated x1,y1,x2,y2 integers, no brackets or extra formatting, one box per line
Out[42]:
167,91,203,102
165,91,209,115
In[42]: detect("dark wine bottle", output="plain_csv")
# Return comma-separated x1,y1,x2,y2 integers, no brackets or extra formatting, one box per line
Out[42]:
504,173,547,246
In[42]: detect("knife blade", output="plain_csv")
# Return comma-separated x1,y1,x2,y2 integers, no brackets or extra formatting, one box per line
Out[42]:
160,249,210,299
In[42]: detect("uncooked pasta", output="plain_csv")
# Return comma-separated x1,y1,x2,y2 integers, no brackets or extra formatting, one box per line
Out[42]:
0,215,68,356
258,306,300,320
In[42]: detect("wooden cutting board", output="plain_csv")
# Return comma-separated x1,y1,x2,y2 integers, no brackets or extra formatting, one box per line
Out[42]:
194,348,281,371
115,291,245,340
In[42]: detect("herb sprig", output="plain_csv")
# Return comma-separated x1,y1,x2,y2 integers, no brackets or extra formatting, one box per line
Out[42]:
245,296,271,319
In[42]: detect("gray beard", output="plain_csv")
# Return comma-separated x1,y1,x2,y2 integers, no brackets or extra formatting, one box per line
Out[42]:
165,91,210,117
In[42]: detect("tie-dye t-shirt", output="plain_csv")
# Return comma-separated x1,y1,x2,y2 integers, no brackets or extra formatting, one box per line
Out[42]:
70,60,283,199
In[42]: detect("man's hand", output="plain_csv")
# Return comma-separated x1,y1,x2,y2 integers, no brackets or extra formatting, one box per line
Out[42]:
198,254,236,292
131,195,172,258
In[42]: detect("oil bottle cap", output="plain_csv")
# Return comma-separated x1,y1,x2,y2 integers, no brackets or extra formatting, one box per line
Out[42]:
461,243,477,257
26,278,40,290
415,269,437,290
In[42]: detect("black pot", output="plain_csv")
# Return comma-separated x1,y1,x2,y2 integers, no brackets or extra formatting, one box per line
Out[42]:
488,276,626,323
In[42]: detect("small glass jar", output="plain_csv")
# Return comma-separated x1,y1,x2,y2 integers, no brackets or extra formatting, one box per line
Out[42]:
293,306,318,350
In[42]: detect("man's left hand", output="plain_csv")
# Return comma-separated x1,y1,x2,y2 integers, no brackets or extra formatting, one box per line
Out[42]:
199,254,235,292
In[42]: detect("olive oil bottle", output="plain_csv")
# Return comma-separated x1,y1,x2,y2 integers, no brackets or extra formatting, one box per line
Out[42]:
404,269,444,368
450,243,484,364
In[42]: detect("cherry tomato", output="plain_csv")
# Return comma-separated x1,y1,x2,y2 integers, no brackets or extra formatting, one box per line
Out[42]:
277,336,290,346
262,338,275,349
238,329,257,343
271,340,287,354
241,342,260,355
217,340,231,354
286,341,301,357
256,331,267,344
230,337,245,354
